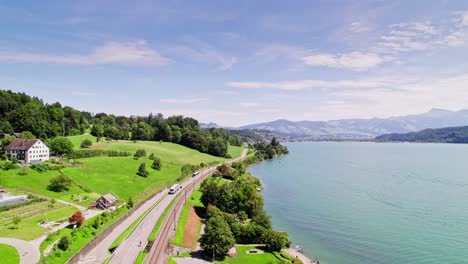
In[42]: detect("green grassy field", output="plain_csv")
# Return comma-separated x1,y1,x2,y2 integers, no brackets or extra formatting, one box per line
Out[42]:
67,134,97,149
93,140,228,165
62,156,181,203
216,246,282,264
227,146,244,159
0,169,88,203
0,243,20,264
0,203,77,240
171,184,203,248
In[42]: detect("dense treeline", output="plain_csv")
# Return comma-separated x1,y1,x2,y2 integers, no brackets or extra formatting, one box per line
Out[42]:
199,139,289,258
200,176,288,257
0,90,238,157
375,125,468,143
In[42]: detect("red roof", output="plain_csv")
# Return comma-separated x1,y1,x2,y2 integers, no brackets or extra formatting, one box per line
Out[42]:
5,139,39,151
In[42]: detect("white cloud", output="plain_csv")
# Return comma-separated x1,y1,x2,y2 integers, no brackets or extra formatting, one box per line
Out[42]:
350,22,370,33
0,40,169,65
328,73,468,119
159,98,208,104
302,52,392,71
226,77,406,91
463,10,468,26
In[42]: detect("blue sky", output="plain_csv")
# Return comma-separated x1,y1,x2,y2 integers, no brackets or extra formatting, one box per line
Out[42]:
2,0,468,126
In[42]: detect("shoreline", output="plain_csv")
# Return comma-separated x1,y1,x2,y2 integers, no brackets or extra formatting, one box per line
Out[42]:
247,153,319,264
284,248,319,264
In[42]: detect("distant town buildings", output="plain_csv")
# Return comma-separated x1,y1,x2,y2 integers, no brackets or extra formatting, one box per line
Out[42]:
4,139,50,164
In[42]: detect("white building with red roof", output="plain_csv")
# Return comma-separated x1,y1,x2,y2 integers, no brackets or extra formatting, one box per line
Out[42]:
4,139,49,163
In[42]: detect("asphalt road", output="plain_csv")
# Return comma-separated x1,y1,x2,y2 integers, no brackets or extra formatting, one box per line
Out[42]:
109,170,211,264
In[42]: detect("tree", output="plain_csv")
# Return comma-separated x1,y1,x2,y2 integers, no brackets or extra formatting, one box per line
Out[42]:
80,139,92,148
57,236,70,251
229,135,243,146
151,158,161,170
134,149,147,159
68,212,85,227
149,153,155,160
47,174,72,192
208,138,228,157
127,197,134,208
200,214,235,258
90,123,104,138
263,231,287,252
137,163,149,177
1,135,16,148
49,137,74,156
19,131,35,139
12,216,21,228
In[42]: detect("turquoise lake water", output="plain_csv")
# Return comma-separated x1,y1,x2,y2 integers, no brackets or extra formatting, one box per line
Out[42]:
249,142,468,264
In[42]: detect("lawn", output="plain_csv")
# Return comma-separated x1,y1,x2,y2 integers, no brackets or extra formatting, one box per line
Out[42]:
0,204,77,240
62,156,181,203
171,184,203,248
227,145,244,159
216,246,282,264
66,134,97,149
92,140,226,165
0,243,20,264
0,169,88,203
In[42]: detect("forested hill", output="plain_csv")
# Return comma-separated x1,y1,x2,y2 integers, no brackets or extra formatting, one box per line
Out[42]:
375,125,468,143
0,90,243,157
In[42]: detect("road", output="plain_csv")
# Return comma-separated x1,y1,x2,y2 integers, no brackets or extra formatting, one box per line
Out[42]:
144,149,248,264
109,167,215,264
75,190,168,264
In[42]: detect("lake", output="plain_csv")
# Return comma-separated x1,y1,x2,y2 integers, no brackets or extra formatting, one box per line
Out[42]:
249,142,468,264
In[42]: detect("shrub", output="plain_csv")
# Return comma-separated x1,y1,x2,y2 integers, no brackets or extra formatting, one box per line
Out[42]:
80,139,93,148
133,149,147,159
149,153,155,160
31,164,48,172
17,167,28,176
47,174,72,192
57,236,70,251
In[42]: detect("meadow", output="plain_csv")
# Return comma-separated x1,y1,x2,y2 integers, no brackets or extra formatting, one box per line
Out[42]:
0,243,20,264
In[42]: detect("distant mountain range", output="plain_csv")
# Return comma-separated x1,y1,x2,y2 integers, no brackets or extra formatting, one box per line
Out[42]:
239,109,468,140
376,125,468,143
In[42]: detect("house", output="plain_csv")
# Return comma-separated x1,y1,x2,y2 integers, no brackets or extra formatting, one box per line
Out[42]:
4,139,50,164
95,193,117,210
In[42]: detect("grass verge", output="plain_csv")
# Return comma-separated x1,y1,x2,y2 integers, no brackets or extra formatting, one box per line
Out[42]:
0,243,20,264
170,183,203,247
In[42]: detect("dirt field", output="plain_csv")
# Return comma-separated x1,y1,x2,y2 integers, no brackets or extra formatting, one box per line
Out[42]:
182,206,200,248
